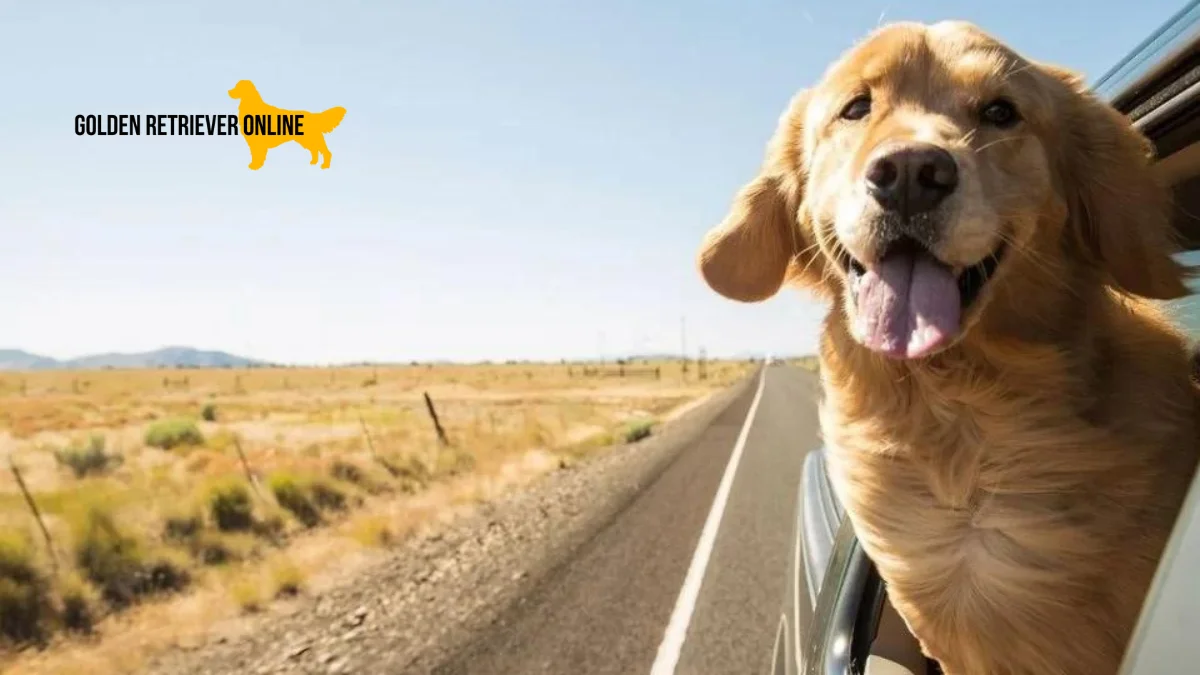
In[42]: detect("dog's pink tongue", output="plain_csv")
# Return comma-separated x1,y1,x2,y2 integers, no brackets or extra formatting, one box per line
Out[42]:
854,252,961,359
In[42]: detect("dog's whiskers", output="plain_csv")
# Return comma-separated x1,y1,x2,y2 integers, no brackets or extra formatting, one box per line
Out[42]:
992,230,1083,302
972,135,1028,154
794,240,829,282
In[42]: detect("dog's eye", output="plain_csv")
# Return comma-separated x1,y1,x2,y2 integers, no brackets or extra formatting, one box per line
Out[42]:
840,95,872,121
980,98,1020,128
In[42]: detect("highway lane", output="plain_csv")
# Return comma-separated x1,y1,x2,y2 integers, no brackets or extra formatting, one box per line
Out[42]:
435,365,823,675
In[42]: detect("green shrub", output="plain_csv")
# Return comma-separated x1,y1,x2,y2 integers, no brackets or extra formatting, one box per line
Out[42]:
162,509,203,542
55,434,122,478
623,420,654,444
230,578,264,613
0,530,52,643
56,572,98,634
206,479,254,532
0,533,39,584
0,578,46,644
144,418,205,450
270,559,305,598
309,478,347,512
190,531,233,566
71,505,144,607
143,550,191,595
268,474,320,528
378,454,430,493
179,529,257,567
349,514,394,548
205,429,238,453
332,459,394,495
250,504,287,543
200,403,218,422
434,446,475,478
330,459,366,486
268,473,352,527
70,505,188,607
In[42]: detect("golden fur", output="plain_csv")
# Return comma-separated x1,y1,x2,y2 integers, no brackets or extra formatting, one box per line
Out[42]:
699,21,1200,675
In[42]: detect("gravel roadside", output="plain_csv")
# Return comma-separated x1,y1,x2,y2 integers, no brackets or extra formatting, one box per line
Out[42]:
144,372,756,675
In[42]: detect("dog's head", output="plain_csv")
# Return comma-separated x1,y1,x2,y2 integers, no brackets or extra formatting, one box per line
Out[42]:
227,80,259,101
699,21,1189,359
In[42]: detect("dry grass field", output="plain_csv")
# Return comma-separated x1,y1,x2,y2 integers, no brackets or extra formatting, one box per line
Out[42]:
0,359,753,672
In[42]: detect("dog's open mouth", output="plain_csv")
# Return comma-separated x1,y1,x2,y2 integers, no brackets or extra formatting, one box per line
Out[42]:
844,236,1006,359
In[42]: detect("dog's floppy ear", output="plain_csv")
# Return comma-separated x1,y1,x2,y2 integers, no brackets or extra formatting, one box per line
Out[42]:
698,90,825,303
1045,65,1191,300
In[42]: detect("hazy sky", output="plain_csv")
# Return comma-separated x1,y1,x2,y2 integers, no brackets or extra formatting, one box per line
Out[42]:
0,0,1188,364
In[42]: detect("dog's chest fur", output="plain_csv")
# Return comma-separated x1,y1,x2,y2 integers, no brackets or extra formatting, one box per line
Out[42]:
816,341,1194,674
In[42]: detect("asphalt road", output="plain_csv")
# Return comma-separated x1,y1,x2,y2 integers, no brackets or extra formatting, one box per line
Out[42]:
435,365,822,675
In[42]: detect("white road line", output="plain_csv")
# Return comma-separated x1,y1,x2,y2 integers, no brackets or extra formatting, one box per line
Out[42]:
649,366,769,675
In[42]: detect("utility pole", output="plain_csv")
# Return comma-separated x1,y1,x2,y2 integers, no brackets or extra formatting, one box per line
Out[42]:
680,316,689,377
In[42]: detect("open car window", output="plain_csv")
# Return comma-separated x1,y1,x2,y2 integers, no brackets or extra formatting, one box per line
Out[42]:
1166,250,1200,335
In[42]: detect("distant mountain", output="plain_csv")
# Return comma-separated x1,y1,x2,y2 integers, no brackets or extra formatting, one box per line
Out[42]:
0,346,264,371
0,349,61,370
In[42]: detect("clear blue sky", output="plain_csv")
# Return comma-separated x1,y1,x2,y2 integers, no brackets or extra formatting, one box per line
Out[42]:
0,0,1187,365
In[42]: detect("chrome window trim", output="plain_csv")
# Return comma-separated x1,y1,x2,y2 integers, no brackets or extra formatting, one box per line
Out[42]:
1095,0,1200,105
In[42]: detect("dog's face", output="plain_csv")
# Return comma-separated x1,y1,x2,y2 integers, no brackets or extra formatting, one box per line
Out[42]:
699,21,1188,359
228,80,257,100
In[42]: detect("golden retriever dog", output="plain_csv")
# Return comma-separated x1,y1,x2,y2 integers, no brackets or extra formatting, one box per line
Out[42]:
228,79,345,170
698,21,1200,675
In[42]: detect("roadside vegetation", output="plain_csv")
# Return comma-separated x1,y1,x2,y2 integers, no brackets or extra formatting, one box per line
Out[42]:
0,360,754,659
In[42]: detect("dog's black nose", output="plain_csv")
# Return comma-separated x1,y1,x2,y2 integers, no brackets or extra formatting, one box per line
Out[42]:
864,143,958,217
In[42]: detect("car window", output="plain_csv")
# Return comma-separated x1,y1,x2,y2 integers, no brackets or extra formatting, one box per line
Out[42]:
1165,249,1200,337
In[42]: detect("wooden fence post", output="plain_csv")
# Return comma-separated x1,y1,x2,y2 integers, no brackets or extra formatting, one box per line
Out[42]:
359,415,403,477
423,392,450,446
232,437,263,498
9,458,58,572
358,415,379,461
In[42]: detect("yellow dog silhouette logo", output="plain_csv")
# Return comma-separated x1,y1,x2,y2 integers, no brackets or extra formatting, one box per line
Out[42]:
228,80,345,170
